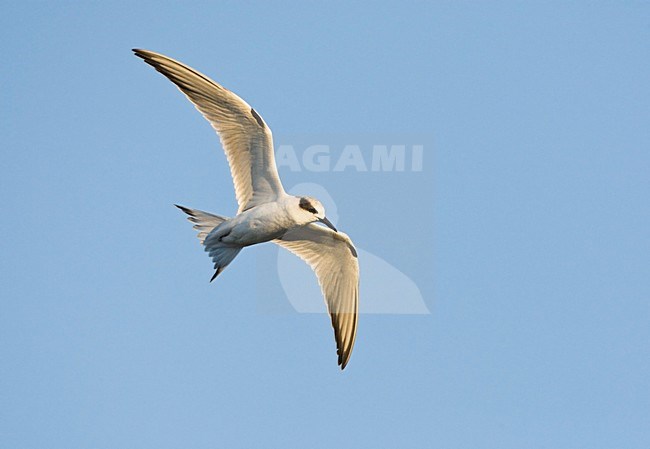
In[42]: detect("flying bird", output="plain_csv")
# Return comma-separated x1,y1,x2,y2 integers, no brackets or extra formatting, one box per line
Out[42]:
133,49,358,369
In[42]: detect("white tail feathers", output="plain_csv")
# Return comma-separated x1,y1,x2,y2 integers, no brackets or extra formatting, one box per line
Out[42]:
175,204,228,244
205,245,242,281
175,205,241,281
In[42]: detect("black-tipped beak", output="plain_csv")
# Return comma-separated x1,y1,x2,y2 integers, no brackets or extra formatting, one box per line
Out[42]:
319,216,337,232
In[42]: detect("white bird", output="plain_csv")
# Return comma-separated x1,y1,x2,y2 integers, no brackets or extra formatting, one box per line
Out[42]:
134,49,358,369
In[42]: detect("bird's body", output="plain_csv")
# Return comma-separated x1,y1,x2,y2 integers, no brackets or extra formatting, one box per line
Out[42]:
134,49,359,369
212,199,293,246
209,195,323,246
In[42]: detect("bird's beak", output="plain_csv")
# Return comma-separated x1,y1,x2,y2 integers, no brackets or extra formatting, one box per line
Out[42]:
319,216,338,232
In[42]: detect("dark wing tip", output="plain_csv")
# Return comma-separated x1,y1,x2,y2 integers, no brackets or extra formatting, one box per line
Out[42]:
332,315,355,370
132,49,169,73
338,342,353,370
132,49,164,73
250,107,265,128
132,48,148,58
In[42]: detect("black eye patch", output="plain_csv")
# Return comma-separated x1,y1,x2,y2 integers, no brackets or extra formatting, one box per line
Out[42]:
299,197,318,214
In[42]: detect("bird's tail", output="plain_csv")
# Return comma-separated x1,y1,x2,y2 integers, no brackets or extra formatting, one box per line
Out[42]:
175,204,229,244
175,204,241,281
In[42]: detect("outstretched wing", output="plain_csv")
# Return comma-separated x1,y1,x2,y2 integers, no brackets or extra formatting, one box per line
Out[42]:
274,224,359,369
133,49,285,212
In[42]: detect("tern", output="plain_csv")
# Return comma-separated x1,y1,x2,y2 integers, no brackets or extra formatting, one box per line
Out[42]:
134,49,358,369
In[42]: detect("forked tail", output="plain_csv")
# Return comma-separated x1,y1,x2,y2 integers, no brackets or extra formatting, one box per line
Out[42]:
175,205,242,282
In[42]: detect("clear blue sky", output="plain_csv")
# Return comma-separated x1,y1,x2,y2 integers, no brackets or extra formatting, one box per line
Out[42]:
2,2,649,448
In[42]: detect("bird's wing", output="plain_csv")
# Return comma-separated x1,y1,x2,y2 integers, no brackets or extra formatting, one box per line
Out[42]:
133,49,285,213
274,224,359,369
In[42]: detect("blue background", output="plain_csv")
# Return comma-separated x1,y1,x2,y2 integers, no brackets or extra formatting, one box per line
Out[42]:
2,2,649,448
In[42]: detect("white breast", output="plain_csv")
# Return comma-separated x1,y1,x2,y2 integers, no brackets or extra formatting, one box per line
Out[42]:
223,201,295,246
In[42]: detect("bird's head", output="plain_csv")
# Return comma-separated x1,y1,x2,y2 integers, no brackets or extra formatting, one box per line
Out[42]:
294,196,337,232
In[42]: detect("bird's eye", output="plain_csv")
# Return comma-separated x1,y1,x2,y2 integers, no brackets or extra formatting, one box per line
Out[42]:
299,198,319,215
